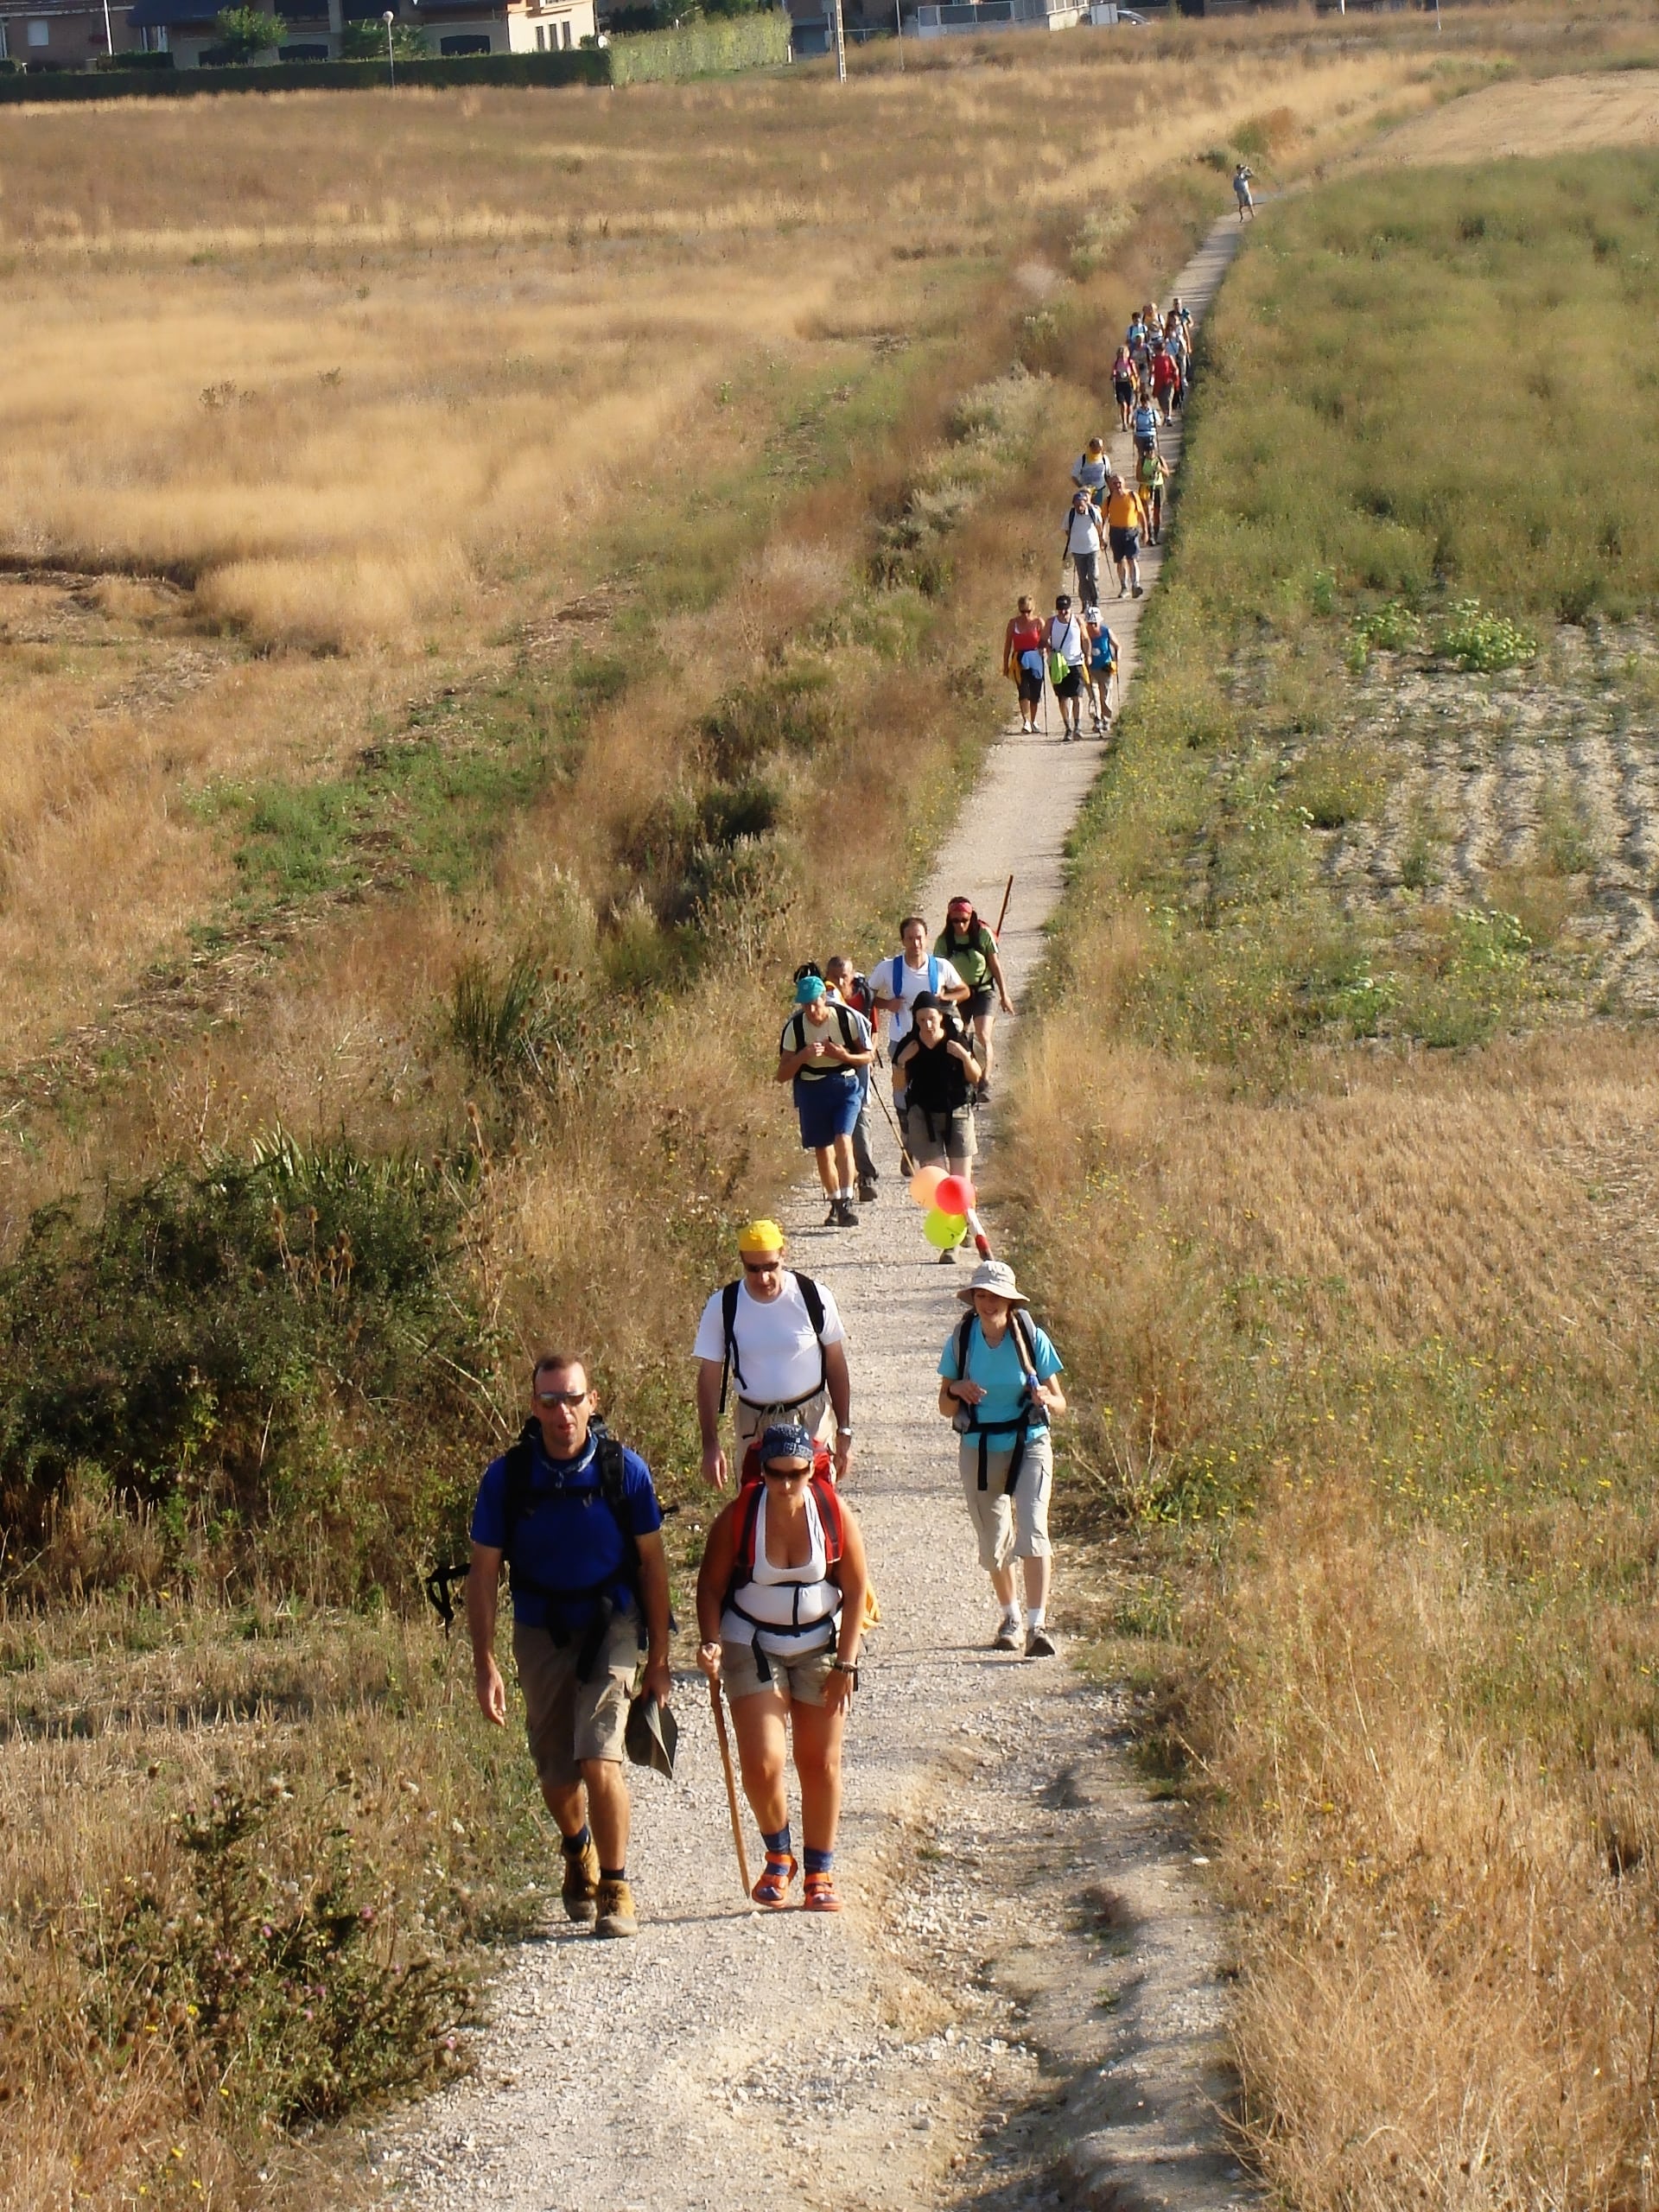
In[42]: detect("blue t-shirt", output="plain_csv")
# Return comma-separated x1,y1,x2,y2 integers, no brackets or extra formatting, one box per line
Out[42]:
470,1430,663,1630
939,1316,1063,1430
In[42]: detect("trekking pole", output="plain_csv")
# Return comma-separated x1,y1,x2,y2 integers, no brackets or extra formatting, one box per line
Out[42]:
709,1676,752,1900
994,874,1014,941
871,1078,917,1179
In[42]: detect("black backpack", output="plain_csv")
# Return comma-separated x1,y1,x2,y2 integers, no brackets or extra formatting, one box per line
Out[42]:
717,1271,830,1415
785,1004,864,1058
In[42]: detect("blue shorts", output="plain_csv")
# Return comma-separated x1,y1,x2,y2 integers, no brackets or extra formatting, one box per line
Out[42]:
794,1071,861,1150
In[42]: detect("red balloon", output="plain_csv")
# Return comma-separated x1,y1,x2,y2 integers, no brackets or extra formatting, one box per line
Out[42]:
934,1173,976,1217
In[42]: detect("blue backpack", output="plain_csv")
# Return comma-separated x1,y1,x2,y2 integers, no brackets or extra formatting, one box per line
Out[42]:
890,953,938,1001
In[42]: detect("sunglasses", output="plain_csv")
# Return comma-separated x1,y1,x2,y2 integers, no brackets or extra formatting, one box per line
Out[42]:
741,1257,782,1275
533,1389,586,1409
762,1461,811,1479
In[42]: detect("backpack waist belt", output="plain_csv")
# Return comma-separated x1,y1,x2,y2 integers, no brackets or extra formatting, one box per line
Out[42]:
738,1384,824,1417
962,1413,1047,1496
724,1592,841,1686
513,1586,642,1681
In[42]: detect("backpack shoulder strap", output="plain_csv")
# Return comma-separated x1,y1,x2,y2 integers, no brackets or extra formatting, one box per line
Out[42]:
595,1436,641,1590
891,953,906,998
1010,1308,1039,1379
718,1278,742,1414
951,1310,976,1379
927,956,939,993
834,1004,859,1052
791,1271,830,1395
810,1473,844,1567
734,1482,766,1580
499,1426,537,1554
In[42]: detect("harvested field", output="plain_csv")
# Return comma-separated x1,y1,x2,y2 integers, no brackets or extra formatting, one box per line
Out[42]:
1368,61,1659,164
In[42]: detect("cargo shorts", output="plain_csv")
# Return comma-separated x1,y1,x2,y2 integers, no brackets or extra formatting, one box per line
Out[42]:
512,1605,640,1790
958,1430,1053,1573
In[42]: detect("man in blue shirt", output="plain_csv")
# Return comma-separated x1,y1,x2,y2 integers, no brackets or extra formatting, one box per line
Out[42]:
938,1261,1066,1660
468,1351,671,1939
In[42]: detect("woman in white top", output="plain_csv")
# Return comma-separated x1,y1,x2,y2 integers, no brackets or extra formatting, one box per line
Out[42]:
696,1424,869,1912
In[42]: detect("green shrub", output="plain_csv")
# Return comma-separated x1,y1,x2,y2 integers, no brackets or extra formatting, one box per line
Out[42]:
339,16,429,57
213,4,286,61
1434,597,1536,673
0,1135,494,1597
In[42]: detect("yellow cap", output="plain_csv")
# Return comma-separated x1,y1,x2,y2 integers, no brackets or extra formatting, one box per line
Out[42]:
737,1217,785,1255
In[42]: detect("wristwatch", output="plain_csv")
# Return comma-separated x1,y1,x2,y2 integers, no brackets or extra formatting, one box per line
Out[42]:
836,1426,854,1440
830,1658,860,1688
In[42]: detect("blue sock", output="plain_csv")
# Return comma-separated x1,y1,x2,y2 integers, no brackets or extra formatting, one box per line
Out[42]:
804,1847,834,1876
561,1825,592,1856
762,1826,792,1858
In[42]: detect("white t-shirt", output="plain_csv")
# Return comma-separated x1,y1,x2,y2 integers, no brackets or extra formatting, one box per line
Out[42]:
692,1272,846,1406
878,950,965,1045
1067,507,1103,557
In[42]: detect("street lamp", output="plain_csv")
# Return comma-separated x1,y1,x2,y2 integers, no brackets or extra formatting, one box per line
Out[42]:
383,6,395,83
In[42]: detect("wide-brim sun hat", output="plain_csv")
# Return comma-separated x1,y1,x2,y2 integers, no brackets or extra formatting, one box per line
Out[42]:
957,1259,1031,1310
625,1691,678,1780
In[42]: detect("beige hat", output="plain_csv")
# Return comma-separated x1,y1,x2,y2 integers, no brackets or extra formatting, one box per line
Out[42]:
956,1259,1030,1310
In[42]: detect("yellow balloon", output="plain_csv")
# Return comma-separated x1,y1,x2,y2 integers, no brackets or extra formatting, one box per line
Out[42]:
909,1165,946,1211
924,1206,969,1250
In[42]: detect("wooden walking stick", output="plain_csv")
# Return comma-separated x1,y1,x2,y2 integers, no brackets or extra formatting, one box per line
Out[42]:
871,1077,917,1179
994,874,1014,941
708,1675,752,1899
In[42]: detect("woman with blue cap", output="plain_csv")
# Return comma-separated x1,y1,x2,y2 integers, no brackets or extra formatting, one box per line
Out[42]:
777,969,874,1230
696,1421,869,1911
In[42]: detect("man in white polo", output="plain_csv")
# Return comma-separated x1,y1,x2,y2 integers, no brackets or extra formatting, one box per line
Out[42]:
693,1219,853,1489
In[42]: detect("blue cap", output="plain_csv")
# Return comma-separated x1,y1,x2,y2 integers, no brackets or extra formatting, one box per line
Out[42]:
795,975,826,1003
759,1422,816,1469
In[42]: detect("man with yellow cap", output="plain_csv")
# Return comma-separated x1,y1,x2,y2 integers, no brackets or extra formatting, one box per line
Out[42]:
692,1221,853,1490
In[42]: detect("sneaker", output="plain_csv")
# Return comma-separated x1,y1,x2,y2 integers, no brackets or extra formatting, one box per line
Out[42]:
1132,584,1144,599
857,1179,878,1204
1026,1626,1057,1660
803,1870,842,1913
594,1878,639,1938
561,1836,601,1924
992,1620,1021,1652
938,1248,957,1265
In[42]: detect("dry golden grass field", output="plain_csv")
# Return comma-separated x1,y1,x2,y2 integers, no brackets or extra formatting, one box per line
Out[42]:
4,7,1659,2207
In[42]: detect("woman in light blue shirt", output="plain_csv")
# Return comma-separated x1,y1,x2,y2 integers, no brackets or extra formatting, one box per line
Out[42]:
938,1260,1066,1658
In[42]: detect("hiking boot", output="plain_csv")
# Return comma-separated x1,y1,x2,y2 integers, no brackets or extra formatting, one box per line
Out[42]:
1026,1626,1057,1660
824,1202,842,1228
992,1619,1021,1652
976,1078,993,1104
561,1835,601,1924
857,1179,878,1205
836,1198,861,1228
938,1247,957,1264
594,1878,639,1938
1132,584,1144,599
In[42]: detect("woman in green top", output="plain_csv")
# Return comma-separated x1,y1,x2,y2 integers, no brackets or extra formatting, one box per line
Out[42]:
936,895,1015,1103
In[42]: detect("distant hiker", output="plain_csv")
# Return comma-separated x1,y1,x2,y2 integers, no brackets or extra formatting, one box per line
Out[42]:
893,995,981,1258
1135,443,1170,545
1048,591,1086,741
1130,394,1161,460
1105,474,1147,599
1083,604,1117,734
1112,342,1137,431
1064,490,1104,612
1003,593,1046,736
1234,162,1255,220
824,954,880,1205
694,1219,853,1490
937,1261,1066,1658
1151,340,1181,423
1127,315,1151,389
1071,435,1109,509
874,916,969,1116
936,893,1014,1099
696,1421,870,1912
467,1351,673,1940
777,972,874,1229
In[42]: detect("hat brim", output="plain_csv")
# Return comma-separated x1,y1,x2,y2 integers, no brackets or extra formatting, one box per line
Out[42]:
955,1285,1031,1308
625,1692,678,1779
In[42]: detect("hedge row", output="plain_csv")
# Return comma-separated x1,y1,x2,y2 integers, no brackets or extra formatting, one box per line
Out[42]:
0,13,787,100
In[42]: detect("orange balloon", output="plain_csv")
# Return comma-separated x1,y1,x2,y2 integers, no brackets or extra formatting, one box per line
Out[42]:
908,1165,946,1210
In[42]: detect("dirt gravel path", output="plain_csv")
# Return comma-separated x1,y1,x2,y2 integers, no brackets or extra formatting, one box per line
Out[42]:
372,218,1248,2212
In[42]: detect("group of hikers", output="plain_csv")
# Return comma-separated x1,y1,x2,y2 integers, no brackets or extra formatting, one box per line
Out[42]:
455,245,1217,1948
1001,293,1193,741
466,1225,1065,1934
777,903,1013,1230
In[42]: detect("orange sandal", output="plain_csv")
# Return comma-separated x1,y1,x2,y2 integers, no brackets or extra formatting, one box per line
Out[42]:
802,1871,842,1913
752,1853,798,1908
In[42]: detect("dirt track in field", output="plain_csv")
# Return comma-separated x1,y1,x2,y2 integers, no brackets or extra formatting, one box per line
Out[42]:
1363,67,1659,167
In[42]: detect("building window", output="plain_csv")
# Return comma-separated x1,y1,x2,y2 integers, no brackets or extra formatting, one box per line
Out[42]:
560,16,570,42
27,19,50,45
535,22,546,44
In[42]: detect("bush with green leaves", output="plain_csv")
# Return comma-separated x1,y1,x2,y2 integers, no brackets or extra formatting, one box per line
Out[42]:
213,4,285,60
1434,598,1536,673
0,1132,496,1599
338,16,429,58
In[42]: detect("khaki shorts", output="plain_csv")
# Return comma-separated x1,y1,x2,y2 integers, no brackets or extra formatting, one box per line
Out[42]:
721,1634,837,1707
905,1102,977,1170
512,1607,640,1790
735,1390,832,1453
958,1430,1053,1573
